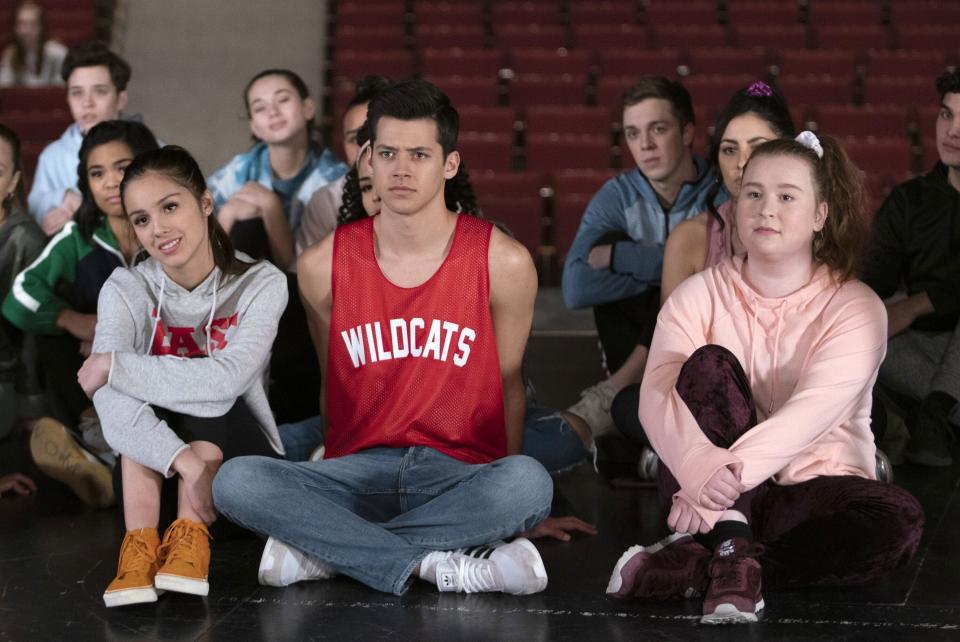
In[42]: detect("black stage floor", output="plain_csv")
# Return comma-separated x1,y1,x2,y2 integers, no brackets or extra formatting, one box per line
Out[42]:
2,293,959,641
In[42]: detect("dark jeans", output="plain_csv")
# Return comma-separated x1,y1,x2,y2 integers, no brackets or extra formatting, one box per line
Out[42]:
36,334,89,427
269,272,321,423
590,232,660,374
637,345,924,588
593,287,660,374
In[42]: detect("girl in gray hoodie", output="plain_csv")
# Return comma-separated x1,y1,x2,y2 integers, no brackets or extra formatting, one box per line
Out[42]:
77,146,287,608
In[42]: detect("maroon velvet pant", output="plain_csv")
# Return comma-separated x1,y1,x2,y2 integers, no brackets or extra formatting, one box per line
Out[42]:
657,345,925,589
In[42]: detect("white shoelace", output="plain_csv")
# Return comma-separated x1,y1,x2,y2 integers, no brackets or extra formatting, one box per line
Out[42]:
450,556,499,593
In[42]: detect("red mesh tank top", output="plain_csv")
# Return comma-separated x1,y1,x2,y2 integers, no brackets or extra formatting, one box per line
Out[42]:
325,214,506,464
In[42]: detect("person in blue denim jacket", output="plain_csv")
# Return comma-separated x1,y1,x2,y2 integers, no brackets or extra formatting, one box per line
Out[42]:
561,76,724,441
207,68,347,272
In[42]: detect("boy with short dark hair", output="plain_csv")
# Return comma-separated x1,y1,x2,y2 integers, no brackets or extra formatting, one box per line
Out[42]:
214,80,556,596
28,41,131,235
863,70,960,467
561,76,721,438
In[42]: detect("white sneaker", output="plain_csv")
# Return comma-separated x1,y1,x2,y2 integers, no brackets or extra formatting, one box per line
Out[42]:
257,537,336,587
567,380,618,437
434,538,548,595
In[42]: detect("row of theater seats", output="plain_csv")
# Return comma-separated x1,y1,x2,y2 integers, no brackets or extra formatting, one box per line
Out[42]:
331,48,956,117
334,22,960,53
334,1,960,30
471,156,906,272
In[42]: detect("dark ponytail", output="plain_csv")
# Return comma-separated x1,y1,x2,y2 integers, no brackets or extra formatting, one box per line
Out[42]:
120,145,253,277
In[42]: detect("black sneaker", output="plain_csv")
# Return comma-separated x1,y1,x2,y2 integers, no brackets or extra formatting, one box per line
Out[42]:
904,402,954,467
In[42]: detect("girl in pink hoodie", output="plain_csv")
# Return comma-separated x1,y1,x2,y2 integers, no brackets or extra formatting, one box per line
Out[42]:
606,133,924,624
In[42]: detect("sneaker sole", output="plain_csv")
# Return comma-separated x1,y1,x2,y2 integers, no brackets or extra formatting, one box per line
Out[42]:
258,537,335,587
606,532,689,596
509,538,549,595
700,598,765,625
103,586,159,608
30,418,114,508
155,573,208,596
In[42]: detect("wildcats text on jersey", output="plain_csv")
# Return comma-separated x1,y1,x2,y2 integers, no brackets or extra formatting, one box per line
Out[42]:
340,317,477,369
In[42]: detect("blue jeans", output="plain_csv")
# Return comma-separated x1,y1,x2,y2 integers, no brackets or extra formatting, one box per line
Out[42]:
277,404,587,473
212,447,553,595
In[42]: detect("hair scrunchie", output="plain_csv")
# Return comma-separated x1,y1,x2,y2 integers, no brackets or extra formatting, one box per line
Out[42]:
794,130,824,159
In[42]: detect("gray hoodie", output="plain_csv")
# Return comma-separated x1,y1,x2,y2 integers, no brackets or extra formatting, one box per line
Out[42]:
92,253,287,475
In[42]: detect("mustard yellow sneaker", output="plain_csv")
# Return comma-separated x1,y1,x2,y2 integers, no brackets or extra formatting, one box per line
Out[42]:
155,518,211,596
103,528,162,608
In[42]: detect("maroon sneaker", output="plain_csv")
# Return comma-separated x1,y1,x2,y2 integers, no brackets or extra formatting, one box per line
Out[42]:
701,537,764,624
606,533,710,599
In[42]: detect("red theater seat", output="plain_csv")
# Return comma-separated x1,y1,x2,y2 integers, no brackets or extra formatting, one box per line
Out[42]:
644,1,717,26
459,106,517,136
421,48,504,78
415,1,484,26
569,1,638,26
333,50,415,82
776,49,858,78
572,24,647,50
492,2,563,25
425,75,501,107
730,24,808,50
597,48,682,78
814,25,892,52
842,136,914,179
0,86,65,112
553,193,592,257
864,76,937,107
653,24,728,48
457,132,514,170
496,24,568,50
509,48,593,77
482,195,545,255
806,2,883,28
812,104,910,139
526,133,612,171
416,25,486,50
726,1,801,26
334,25,406,51
866,50,952,79
777,74,854,106
510,75,590,108
524,106,614,138
896,26,958,52
686,47,768,77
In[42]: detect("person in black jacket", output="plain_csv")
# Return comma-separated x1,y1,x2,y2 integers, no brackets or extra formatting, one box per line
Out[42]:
862,70,960,467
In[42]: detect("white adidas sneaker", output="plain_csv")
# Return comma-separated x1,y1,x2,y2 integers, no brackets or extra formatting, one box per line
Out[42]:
257,537,337,587
434,538,548,595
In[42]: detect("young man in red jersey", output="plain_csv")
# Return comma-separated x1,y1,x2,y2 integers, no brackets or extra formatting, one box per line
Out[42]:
214,80,560,595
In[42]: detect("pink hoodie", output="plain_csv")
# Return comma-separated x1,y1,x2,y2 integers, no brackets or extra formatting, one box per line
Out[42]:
639,255,887,527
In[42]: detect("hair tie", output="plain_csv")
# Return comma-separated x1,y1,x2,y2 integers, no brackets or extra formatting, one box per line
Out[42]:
355,140,372,165
794,130,824,159
746,81,773,97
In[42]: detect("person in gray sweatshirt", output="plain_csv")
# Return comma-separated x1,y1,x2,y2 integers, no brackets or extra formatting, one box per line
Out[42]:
77,146,287,608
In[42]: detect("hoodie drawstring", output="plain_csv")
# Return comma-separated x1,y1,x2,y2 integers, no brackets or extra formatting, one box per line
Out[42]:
205,272,219,356
147,276,166,352
768,300,787,415
746,297,788,416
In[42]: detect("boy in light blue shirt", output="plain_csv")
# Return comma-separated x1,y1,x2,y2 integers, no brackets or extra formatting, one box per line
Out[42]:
28,41,131,235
